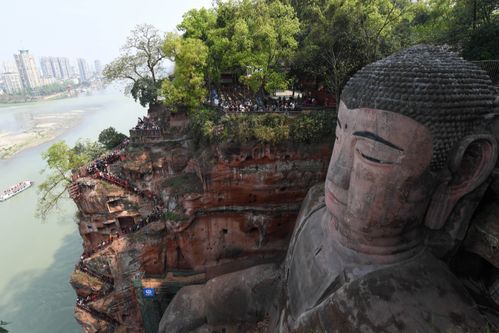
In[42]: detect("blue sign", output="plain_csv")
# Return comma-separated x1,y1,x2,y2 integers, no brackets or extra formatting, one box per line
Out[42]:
143,288,155,298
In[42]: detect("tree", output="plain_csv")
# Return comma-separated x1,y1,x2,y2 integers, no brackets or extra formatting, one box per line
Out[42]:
0,321,9,333
215,0,300,94
98,127,128,150
177,8,221,96
104,24,167,107
290,0,414,108
162,34,209,109
37,140,105,219
410,0,499,52
463,17,499,60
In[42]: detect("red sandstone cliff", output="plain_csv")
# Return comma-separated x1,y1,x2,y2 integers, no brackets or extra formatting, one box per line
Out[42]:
69,110,333,332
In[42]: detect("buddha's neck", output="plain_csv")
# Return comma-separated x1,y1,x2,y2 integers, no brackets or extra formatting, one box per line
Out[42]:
332,218,425,265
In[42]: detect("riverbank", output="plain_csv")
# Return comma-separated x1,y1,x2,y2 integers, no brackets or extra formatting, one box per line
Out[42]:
0,91,76,105
0,109,85,159
0,90,145,333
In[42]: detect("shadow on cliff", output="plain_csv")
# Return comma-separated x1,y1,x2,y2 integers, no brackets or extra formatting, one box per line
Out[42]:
0,232,83,333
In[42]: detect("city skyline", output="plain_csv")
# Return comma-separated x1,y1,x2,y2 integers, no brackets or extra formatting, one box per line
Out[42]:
3,52,102,77
1,49,104,95
0,0,213,65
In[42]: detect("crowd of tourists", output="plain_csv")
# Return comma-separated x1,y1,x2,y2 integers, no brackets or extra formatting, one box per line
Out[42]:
216,85,261,113
77,260,113,284
213,85,305,113
1,182,27,196
76,295,118,325
267,97,298,112
86,150,122,175
134,116,160,131
81,205,164,258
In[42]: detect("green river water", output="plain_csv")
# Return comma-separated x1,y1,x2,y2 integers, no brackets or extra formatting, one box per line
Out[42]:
0,87,146,333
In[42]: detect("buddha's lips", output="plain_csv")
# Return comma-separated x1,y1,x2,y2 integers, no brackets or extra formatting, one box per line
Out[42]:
326,182,347,206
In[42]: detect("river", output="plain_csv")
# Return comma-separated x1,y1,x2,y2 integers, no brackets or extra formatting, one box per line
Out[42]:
0,87,146,333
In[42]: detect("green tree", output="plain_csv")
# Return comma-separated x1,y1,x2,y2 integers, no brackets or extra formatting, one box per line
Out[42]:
177,7,218,42
162,34,209,109
37,140,105,219
177,8,221,96
410,0,498,52
98,127,128,150
290,0,414,107
216,0,300,93
0,320,9,333
463,17,499,60
104,24,167,107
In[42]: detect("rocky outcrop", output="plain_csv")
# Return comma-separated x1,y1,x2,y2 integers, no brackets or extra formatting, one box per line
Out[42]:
70,111,333,332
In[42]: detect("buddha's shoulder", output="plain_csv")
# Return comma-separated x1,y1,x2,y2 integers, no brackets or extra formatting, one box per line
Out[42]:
295,182,326,227
302,253,486,333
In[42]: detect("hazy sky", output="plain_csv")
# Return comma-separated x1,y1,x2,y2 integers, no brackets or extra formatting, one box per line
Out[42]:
0,0,213,66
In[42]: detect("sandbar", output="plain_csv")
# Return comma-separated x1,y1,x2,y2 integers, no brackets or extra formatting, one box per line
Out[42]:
0,110,85,159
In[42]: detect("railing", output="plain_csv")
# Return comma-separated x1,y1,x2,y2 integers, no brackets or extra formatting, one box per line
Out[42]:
76,261,114,285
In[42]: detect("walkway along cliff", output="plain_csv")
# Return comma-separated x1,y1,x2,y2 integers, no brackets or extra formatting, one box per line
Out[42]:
69,105,334,332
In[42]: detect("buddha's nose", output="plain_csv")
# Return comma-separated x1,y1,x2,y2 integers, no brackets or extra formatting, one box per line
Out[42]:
328,142,353,190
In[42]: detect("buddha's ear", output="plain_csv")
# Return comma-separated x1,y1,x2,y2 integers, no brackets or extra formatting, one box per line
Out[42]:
425,134,498,230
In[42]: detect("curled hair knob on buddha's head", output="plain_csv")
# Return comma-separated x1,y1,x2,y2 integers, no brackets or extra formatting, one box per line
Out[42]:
341,44,497,170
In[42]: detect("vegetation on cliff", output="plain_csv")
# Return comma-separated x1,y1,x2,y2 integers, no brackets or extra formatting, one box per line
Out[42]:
36,141,104,219
37,128,127,218
191,107,335,145
40,0,498,219
98,127,129,150
103,24,168,107
0,321,8,333
104,0,498,112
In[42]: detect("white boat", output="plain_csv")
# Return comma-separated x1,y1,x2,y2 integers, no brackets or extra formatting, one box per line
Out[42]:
0,180,33,202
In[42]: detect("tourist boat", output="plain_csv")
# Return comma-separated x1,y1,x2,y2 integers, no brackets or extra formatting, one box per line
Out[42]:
0,180,34,202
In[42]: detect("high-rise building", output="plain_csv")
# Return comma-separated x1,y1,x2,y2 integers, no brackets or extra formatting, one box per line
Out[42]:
1,61,22,94
40,56,71,80
1,72,23,94
40,57,55,78
1,61,17,73
58,57,71,79
94,60,103,76
14,50,42,91
77,58,91,82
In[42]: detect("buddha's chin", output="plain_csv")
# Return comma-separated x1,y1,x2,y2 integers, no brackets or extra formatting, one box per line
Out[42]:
325,190,346,222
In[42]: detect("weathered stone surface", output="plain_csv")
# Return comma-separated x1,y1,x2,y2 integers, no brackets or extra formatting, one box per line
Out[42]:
70,135,331,332
70,270,105,297
159,45,499,333
465,199,499,269
74,307,111,333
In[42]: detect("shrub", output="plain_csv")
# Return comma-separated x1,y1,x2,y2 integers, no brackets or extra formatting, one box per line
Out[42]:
190,107,335,145
290,111,336,144
98,127,128,150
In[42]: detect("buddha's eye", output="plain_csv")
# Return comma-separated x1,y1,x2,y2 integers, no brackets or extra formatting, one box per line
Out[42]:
355,140,402,166
356,149,395,165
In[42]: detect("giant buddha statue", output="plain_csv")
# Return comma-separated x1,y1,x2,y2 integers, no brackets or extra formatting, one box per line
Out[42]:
159,45,499,333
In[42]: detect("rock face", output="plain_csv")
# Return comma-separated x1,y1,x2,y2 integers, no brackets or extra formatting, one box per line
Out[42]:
69,111,333,332
156,46,499,333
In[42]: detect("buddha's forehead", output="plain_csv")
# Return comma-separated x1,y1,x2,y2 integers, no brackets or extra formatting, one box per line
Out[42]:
340,100,429,136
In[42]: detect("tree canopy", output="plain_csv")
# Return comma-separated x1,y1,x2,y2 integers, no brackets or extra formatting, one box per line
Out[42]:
0,320,9,333
104,24,168,107
98,127,128,150
104,1,498,111
160,0,300,109
162,33,209,109
37,140,105,219
289,0,415,107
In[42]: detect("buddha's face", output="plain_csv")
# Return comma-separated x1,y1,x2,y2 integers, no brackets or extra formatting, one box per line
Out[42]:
326,101,435,255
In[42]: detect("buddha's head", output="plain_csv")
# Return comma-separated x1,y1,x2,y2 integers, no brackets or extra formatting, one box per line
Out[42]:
326,45,498,261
